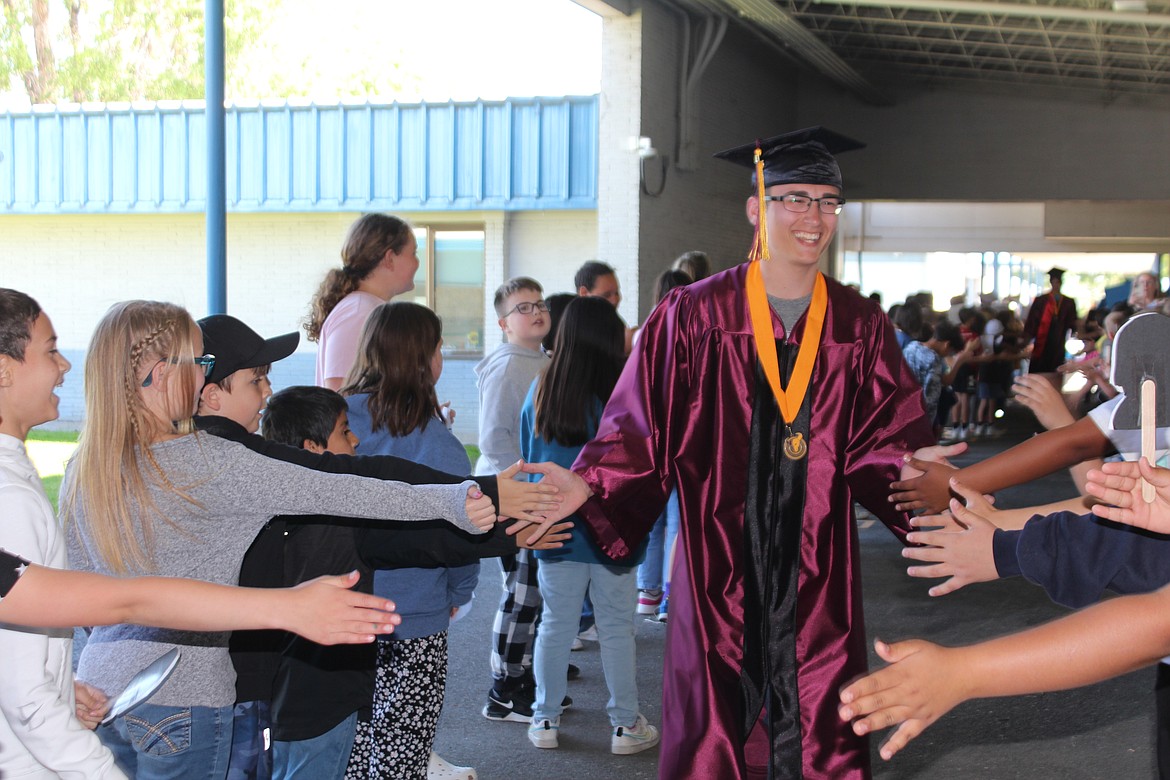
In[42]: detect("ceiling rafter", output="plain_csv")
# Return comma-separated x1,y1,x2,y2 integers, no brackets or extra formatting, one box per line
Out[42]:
696,0,1170,101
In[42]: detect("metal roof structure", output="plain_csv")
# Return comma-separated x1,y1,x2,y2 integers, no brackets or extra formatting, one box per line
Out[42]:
670,0,1170,104
1,96,599,214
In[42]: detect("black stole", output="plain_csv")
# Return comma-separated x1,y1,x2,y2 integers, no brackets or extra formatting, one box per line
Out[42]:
740,337,810,779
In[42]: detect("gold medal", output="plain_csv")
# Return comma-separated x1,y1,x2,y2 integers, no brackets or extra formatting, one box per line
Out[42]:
783,429,807,460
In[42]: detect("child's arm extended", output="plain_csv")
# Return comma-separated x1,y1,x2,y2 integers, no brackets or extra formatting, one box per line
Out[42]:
890,415,1113,514
216,438,493,534
838,584,1170,760
904,480,1169,605
1,560,398,644
901,481,1000,597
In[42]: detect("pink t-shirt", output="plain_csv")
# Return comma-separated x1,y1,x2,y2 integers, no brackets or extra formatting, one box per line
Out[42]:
315,291,384,386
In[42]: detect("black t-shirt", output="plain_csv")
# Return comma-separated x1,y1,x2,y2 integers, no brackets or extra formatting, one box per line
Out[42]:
0,549,30,600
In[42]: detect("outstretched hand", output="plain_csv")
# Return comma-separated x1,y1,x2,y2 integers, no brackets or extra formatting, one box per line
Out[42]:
500,461,594,546
890,443,967,514
284,571,401,645
513,520,574,550
495,461,564,522
1086,458,1170,533
1012,374,1075,431
902,479,1000,597
838,638,968,760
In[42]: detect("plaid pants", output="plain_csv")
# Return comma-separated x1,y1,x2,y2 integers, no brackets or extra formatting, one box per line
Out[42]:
490,548,541,680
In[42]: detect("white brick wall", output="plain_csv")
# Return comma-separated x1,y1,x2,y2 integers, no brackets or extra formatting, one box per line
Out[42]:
0,209,599,441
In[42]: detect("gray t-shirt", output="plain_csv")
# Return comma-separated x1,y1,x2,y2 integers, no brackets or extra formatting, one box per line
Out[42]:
65,433,476,708
768,292,813,336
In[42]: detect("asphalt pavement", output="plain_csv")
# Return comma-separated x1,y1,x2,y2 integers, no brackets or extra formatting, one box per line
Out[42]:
433,404,1157,779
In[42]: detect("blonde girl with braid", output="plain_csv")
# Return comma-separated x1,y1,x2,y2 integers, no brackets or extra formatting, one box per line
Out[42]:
306,214,420,390
63,300,494,780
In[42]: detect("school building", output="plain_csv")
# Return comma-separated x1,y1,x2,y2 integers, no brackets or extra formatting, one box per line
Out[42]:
3,0,1168,439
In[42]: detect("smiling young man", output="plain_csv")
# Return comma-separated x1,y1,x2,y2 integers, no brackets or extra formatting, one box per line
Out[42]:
556,128,938,779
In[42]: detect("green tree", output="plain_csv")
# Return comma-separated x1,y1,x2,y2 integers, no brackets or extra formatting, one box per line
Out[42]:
1,0,266,103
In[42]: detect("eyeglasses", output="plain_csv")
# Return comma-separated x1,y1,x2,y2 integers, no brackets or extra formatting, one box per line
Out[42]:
504,301,549,316
763,194,846,215
141,354,216,387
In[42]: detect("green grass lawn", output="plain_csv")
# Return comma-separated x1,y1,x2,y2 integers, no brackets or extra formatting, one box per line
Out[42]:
27,429,79,510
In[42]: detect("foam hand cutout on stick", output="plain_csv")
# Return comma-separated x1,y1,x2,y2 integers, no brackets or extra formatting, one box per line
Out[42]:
1109,313,1170,502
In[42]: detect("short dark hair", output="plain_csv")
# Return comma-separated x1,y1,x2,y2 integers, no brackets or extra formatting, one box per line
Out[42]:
574,261,616,292
493,277,543,318
0,289,43,362
261,385,347,449
933,321,965,352
654,269,691,307
894,301,925,341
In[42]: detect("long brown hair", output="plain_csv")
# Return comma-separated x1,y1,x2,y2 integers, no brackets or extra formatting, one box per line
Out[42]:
340,302,442,436
62,301,201,574
534,296,625,447
304,213,414,342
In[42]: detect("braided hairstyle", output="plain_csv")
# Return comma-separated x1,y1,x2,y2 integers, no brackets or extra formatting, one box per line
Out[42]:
63,301,202,574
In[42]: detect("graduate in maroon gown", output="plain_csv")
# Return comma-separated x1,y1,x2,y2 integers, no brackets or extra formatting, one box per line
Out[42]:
567,128,936,778
1022,266,1078,375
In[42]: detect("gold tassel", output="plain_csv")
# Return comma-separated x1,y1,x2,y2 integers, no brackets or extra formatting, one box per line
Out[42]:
749,141,770,262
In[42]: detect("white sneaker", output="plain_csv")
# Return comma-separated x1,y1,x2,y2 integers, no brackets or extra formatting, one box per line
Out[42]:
427,751,477,779
611,713,660,755
636,588,663,614
577,624,598,642
570,636,584,651
528,717,560,749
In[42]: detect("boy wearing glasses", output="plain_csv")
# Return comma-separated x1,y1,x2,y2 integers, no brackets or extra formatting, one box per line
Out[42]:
476,277,553,722
549,128,940,779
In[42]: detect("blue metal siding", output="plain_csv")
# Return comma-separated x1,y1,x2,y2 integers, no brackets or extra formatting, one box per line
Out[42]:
0,97,597,214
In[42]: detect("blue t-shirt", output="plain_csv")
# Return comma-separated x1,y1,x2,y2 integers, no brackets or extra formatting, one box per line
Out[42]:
519,380,646,566
346,393,479,640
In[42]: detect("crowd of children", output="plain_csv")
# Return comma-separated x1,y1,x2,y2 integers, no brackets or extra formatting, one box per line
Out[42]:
0,215,713,780
10,199,1170,780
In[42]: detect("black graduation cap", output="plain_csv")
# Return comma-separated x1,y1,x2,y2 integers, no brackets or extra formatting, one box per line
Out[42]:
713,126,865,190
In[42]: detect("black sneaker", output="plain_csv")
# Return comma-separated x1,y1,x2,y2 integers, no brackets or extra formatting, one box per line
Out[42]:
483,684,534,723
567,663,580,681
516,671,572,710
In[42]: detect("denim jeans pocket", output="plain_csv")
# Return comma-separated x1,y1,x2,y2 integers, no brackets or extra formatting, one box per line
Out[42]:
123,707,193,756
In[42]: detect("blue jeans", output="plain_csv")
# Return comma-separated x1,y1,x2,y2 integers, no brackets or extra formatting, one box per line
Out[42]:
101,703,233,780
272,710,357,780
636,489,680,592
534,559,639,727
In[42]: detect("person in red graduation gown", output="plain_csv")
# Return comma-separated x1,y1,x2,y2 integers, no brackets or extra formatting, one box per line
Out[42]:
1022,266,1078,375
560,128,938,779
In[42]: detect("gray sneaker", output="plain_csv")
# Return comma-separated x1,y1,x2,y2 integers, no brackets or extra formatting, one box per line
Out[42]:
611,713,660,755
528,717,560,749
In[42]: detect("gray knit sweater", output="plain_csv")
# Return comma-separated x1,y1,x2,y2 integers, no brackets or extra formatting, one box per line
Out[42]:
64,433,477,708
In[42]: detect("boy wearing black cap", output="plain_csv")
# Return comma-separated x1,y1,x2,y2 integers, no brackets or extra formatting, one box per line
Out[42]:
194,315,574,778
196,314,300,434
548,128,939,778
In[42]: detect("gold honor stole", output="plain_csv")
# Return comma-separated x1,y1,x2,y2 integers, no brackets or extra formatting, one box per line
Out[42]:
746,260,827,460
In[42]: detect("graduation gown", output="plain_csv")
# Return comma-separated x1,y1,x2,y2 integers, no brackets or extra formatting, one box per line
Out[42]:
573,263,934,779
1023,292,1078,373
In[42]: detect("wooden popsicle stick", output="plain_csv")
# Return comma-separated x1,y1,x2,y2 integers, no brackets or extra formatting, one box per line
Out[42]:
1142,378,1156,503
